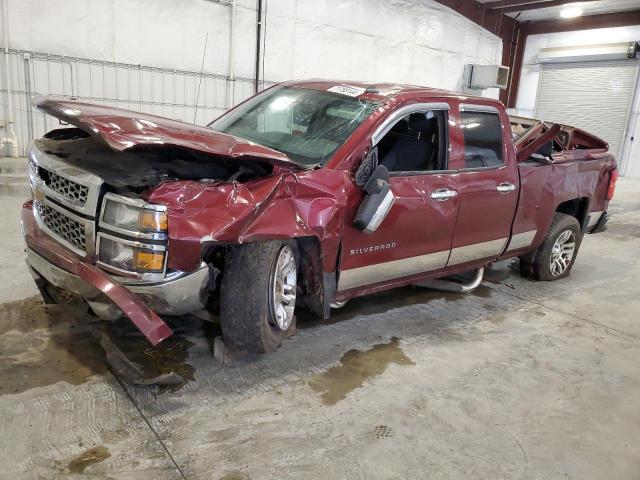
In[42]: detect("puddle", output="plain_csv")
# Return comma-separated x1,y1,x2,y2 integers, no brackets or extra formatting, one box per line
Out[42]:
308,337,415,405
68,446,111,473
219,472,250,480
0,296,108,395
0,295,196,394
0,295,57,336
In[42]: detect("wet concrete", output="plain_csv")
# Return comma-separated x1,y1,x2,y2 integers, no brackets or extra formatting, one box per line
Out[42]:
308,337,415,405
0,296,107,395
297,283,494,330
1,178,640,479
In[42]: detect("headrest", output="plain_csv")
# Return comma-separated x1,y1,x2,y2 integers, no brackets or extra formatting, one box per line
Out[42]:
408,113,438,134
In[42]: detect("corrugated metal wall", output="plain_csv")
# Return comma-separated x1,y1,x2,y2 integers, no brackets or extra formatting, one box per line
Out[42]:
535,60,639,160
2,48,264,156
1,0,503,157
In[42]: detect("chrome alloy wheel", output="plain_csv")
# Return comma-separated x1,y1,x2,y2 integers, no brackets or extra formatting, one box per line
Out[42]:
549,230,576,277
270,245,297,330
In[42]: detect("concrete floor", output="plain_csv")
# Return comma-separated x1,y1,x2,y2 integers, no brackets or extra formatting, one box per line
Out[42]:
0,176,639,479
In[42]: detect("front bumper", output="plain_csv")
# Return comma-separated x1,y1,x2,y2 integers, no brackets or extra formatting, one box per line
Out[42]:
22,203,209,345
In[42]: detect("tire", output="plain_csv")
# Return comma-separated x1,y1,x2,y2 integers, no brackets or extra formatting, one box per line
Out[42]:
220,240,297,353
526,212,582,281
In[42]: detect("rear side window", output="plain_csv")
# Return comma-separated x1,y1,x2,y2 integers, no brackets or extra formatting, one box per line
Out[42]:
461,110,504,169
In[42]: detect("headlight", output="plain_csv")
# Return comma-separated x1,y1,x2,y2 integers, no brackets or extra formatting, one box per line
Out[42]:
101,194,168,235
98,194,168,276
98,235,166,274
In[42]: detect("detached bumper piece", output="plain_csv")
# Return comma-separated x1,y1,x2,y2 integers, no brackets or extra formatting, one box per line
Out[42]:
22,204,208,345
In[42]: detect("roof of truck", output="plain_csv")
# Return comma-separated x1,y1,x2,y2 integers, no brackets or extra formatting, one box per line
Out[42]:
281,79,503,106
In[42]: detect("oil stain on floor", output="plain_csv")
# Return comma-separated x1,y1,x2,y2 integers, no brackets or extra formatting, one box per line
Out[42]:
67,445,111,473
308,337,415,406
0,296,107,395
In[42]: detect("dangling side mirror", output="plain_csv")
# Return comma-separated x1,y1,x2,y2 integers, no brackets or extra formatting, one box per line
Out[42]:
353,164,395,234
354,147,378,187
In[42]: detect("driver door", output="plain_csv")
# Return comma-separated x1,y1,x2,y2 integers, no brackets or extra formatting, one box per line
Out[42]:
338,102,460,293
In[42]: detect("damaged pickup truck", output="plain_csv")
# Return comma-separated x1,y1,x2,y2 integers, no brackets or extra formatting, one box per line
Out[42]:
23,81,617,354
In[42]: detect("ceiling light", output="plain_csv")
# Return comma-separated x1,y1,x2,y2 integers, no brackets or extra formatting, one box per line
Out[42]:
560,6,583,18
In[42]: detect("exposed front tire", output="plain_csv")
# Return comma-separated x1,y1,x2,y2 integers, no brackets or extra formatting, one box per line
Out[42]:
524,212,582,281
220,240,297,353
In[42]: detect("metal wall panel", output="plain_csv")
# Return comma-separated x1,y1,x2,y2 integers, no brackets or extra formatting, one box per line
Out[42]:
535,60,639,159
1,48,264,156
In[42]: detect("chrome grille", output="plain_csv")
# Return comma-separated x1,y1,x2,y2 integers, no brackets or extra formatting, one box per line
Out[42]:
35,201,87,253
40,167,89,205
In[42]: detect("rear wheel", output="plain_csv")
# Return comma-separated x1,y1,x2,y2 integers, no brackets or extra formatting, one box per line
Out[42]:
522,212,582,281
220,240,297,353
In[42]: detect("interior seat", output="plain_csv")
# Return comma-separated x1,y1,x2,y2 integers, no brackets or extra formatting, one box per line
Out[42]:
380,113,438,172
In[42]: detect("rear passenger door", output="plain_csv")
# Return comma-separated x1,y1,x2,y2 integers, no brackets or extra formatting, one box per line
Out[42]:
447,103,519,268
338,102,460,292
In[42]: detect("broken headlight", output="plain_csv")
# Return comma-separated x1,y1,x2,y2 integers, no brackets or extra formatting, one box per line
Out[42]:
98,193,168,276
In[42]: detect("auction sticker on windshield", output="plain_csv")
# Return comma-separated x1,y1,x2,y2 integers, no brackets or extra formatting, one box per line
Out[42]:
327,85,366,97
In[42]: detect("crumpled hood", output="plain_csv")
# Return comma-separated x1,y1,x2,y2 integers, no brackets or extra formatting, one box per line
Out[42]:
34,95,305,171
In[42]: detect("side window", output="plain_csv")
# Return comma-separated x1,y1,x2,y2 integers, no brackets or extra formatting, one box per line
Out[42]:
376,110,448,173
461,110,504,169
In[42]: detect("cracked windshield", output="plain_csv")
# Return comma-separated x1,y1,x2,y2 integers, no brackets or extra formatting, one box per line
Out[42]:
210,86,379,166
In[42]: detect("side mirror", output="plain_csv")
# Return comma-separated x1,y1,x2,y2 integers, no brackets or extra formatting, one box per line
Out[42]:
353,165,395,234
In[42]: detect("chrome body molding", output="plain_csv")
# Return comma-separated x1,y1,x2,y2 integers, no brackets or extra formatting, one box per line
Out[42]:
30,141,103,217
448,237,508,266
371,102,450,146
587,211,604,229
337,249,449,291
460,104,501,114
505,230,537,252
26,248,209,318
338,230,540,292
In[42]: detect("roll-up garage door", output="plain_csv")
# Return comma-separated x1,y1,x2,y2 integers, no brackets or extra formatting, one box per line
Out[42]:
535,60,638,159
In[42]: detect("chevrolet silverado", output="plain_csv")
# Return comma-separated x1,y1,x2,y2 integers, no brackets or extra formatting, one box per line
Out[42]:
22,80,617,354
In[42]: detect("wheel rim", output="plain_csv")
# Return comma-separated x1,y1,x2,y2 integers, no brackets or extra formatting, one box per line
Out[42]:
549,229,576,277
270,245,297,330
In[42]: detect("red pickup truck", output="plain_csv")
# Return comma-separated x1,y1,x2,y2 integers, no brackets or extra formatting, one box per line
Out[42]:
23,81,617,354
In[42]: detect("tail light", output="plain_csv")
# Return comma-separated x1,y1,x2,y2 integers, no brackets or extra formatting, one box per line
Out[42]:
606,168,619,201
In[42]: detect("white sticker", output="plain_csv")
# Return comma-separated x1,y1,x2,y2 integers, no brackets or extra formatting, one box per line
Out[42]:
327,85,366,97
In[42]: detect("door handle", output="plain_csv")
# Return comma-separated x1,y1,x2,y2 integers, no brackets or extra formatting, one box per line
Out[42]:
430,188,458,201
496,182,516,194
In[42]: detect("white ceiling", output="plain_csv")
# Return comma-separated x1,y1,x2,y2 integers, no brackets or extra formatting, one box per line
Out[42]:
475,0,640,22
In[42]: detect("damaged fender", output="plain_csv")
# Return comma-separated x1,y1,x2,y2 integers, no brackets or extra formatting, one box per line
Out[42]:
146,169,350,292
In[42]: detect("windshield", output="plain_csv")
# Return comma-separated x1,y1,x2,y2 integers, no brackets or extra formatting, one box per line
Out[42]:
209,86,379,166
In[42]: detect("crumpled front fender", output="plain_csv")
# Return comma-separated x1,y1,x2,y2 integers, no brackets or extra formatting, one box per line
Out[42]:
147,170,350,273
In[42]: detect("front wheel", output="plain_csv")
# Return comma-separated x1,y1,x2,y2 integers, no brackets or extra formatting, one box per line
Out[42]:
522,212,582,281
220,241,297,353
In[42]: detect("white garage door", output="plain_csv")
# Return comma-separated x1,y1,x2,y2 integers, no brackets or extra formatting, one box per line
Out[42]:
535,60,638,160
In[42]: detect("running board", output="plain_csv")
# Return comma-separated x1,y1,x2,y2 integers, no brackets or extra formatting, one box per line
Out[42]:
414,268,484,293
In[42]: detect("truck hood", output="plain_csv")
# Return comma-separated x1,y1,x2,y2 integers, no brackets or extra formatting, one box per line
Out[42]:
33,95,305,171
